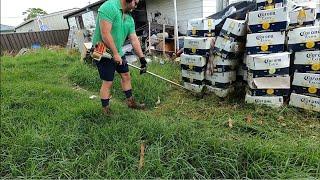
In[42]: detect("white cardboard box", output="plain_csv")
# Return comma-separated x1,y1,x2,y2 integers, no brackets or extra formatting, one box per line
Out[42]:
220,18,247,38
245,94,284,108
294,50,320,73
256,0,286,10
246,31,286,55
214,36,245,58
183,82,204,93
184,37,213,49
294,50,320,65
181,69,205,81
184,37,214,55
248,7,289,33
206,71,237,84
289,7,316,27
206,85,235,98
187,18,215,37
247,75,291,89
289,93,320,112
180,53,207,67
287,26,320,52
211,55,239,67
246,52,291,70
292,73,320,88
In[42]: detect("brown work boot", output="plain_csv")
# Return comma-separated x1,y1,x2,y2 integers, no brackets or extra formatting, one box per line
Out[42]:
126,97,146,109
102,106,112,115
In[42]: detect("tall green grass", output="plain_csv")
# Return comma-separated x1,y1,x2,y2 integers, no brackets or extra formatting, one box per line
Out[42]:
68,57,180,107
1,49,319,178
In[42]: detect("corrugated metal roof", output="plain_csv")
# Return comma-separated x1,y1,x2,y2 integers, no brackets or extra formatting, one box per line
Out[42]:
63,0,106,18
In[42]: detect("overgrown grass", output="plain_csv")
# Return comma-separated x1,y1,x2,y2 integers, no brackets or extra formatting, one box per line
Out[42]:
1,49,319,178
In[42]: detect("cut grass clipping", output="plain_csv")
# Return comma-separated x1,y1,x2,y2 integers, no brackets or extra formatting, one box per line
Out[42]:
1,48,319,179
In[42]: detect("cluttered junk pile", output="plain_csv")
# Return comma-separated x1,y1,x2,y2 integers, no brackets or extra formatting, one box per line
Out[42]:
180,0,319,112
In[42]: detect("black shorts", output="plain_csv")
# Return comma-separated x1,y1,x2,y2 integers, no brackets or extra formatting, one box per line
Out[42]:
94,56,129,81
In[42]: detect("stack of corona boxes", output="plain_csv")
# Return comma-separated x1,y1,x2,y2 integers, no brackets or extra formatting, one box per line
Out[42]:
316,2,320,26
287,1,319,112
206,18,247,97
245,3,291,107
181,18,215,93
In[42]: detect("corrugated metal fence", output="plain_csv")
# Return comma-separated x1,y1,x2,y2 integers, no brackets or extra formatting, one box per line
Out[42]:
0,29,69,53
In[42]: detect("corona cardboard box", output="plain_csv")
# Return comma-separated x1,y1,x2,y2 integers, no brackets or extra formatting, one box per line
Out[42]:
289,7,316,27
246,31,286,55
220,18,247,42
245,94,284,107
247,74,291,90
294,50,320,73
247,87,290,96
205,71,237,88
287,26,320,52
214,36,245,58
209,55,238,73
183,82,205,93
180,53,207,67
187,18,215,37
206,85,235,98
181,69,205,81
246,52,291,78
292,72,320,97
289,93,320,112
256,0,286,10
184,37,214,56
248,7,289,33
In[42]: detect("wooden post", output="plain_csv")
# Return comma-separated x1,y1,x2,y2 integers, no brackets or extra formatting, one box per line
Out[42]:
148,21,151,54
163,24,166,57
173,0,178,54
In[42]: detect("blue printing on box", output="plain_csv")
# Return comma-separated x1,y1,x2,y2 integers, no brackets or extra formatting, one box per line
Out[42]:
249,67,290,78
294,65,320,74
288,42,320,52
181,64,206,73
249,21,288,33
292,85,320,97
182,77,205,85
184,48,210,56
187,30,215,37
219,29,246,42
246,44,285,55
205,79,233,89
248,88,290,96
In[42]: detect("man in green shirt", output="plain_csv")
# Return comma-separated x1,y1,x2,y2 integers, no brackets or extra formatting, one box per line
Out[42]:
92,0,147,115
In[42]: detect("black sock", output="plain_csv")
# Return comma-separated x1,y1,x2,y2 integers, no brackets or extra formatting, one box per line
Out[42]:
124,89,132,98
101,99,110,107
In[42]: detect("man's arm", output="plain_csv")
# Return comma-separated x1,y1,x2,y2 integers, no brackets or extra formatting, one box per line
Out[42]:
100,20,122,65
128,33,144,58
129,33,147,74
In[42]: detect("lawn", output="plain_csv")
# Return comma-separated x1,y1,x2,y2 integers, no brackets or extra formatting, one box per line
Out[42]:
1,48,319,178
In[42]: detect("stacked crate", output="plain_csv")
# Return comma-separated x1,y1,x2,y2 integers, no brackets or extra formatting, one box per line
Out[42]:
288,24,319,111
316,2,320,26
245,5,291,107
256,0,286,10
207,18,247,97
181,18,215,93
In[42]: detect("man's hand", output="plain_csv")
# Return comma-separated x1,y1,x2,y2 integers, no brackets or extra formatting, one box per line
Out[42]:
113,54,123,65
139,57,147,74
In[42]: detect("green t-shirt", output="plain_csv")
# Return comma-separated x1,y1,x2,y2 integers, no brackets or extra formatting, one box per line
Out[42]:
92,0,135,56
